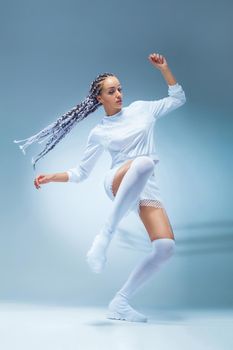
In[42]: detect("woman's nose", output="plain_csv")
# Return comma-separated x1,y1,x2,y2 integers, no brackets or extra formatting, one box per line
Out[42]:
116,90,122,98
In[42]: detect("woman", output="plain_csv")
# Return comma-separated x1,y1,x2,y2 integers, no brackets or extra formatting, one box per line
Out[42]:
14,52,186,323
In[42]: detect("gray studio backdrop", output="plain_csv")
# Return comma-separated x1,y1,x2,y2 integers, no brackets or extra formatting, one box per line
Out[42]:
1,0,232,309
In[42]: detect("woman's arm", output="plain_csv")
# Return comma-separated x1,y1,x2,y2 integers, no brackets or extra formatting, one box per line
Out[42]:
148,52,177,86
141,52,186,119
160,67,177,86
34,172,68,189
34,128,104,190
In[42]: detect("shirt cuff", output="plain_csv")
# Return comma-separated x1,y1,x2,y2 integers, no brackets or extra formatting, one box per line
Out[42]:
168,82,180,91
66,170,79,183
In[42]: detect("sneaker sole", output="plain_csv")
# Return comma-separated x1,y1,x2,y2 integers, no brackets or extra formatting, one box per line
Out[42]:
106,311,147,323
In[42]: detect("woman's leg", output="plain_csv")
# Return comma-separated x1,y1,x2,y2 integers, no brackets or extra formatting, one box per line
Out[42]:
87,156,155,273
107,207,176,322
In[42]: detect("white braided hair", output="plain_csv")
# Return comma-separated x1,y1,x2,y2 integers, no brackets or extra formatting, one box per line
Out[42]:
14,72,115,170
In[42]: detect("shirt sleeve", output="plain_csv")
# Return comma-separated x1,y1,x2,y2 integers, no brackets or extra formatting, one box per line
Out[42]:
135,83,186,120
66,128,104,183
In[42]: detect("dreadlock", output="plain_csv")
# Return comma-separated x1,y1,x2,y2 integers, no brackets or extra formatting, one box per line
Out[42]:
14,72,115,170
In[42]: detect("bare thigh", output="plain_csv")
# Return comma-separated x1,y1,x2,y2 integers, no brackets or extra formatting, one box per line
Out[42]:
139,206,175,242
111,159,175,242
111,159,134,196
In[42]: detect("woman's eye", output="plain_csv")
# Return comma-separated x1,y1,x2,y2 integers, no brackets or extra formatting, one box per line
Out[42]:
108,87,122,94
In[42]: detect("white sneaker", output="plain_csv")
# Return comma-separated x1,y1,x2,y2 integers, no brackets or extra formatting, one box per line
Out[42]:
86,231,111,273
106,295,147,323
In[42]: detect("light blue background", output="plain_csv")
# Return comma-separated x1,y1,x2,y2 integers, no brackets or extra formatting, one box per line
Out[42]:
1,0,232,309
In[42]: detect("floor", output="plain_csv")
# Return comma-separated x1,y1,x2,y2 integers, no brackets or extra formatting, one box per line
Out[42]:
0,303,232,350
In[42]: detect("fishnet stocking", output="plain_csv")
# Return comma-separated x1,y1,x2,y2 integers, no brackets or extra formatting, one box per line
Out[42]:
139,199,163,208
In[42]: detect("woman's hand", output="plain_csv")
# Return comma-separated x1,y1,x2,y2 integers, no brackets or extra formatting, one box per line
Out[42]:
148,52,168,71
34,174,54,189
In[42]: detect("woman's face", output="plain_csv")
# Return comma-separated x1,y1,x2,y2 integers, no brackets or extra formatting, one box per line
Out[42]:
97,76,123,115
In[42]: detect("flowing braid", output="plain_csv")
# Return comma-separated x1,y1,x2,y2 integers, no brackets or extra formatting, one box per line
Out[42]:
14,72,115,170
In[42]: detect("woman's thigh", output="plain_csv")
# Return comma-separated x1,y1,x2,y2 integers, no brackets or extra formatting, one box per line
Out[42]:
111,159,134,196
139,206,175,241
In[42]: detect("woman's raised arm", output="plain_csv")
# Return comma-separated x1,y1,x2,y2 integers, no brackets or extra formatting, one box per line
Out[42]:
148,52,177,86
144,52,186,119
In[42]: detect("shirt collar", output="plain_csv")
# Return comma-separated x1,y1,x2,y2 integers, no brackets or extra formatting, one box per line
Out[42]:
102,108,124,121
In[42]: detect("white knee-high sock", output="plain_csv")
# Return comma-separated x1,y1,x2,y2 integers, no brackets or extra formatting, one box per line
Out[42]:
117,238,176,300
87,156,155,273
103,155,155,234
107,238,176,322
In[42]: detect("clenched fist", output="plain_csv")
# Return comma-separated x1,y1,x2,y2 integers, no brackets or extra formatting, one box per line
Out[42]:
148,52,168,70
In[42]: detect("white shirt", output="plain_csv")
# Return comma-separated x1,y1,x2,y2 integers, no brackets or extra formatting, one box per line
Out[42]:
66,83,186,183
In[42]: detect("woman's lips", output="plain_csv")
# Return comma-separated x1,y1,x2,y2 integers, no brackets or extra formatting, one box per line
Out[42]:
116,100,122,104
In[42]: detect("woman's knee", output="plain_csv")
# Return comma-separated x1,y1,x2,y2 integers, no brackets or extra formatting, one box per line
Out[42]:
131,156,154,175
152,238,176,260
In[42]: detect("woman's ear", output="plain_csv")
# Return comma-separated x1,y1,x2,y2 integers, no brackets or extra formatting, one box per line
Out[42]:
96,95,103,104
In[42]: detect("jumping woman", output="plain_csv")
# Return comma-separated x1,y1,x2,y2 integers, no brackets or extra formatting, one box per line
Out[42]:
14,52,186,322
